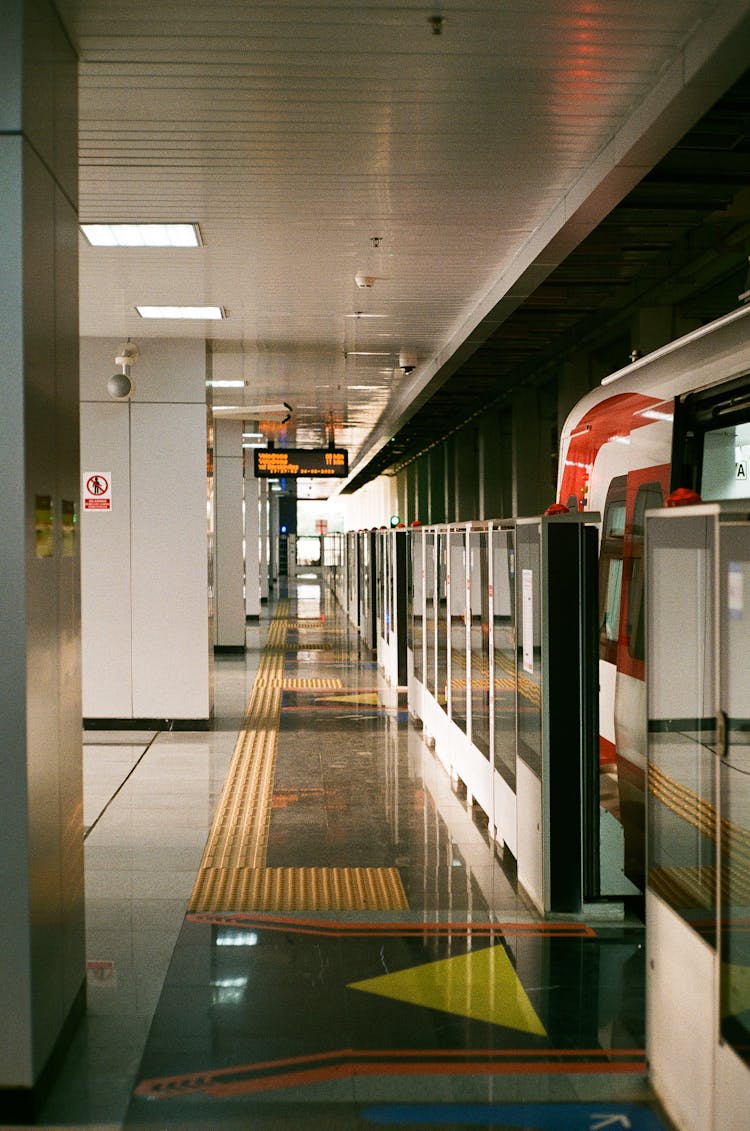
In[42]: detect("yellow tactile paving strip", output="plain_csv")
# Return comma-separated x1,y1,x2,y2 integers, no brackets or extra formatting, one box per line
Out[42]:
650,863,750,909
450,677,517,692
189,601,409,913
256,677,343,690
447,654,541,707
648,761,750,902
189,604,289,906
190,866,409,913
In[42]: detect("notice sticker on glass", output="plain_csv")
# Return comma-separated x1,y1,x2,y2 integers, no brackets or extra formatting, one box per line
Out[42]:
61,500,76,556
522,568,534,674
728,561,744,621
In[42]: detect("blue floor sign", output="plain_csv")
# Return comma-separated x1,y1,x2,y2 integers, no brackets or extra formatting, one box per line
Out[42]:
362,1103,667,1130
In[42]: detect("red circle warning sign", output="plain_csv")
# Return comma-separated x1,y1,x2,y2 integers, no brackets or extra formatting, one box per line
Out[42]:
86,475,109,496
83,471,112,511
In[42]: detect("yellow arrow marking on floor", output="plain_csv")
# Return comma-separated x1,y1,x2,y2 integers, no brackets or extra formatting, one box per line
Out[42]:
348,944,547,1036
721,962,750,1018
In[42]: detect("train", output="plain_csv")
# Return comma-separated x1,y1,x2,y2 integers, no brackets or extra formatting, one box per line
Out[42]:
557,302,750,886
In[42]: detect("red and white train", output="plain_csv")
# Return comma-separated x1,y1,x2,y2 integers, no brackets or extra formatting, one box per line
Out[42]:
557,303,750,886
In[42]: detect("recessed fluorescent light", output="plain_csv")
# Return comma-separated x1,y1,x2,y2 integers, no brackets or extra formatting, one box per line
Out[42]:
206,380,244,388
345,312,387,318
346,351,391,357
242,432,264,439
81,223,202,247
136,305,225,320
242,442,266,448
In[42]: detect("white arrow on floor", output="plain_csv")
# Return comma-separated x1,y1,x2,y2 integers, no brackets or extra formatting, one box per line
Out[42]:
591,1115,632,1130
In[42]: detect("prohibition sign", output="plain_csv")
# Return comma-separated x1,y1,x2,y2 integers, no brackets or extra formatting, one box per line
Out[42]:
83,470,112,511
87,474,109,496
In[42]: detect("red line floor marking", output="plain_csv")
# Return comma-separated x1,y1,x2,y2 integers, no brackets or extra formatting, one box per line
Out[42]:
186,912,597,937
136,1048,647,1100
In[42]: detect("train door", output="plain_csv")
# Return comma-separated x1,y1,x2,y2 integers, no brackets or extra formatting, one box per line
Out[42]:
613,470,668,889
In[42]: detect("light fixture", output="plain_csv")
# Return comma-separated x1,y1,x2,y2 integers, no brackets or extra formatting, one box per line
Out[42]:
81,223,202,247
242,432,265,439
345,351,391,357
206,380,244,388
242,442,266,449
345,312,387,318
354,273,376,289
136,305,225,320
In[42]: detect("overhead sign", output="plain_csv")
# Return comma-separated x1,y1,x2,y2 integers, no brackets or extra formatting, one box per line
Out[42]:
253,448,348,478
83,471,112,511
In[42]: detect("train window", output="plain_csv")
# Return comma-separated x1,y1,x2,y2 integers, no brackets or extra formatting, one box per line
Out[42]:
627,482,664,662
701,420,750,501
673,373,750,496
599,478,626,664
602,561,623,642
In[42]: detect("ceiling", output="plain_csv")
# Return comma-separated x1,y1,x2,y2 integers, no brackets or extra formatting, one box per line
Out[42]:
57,1,750,497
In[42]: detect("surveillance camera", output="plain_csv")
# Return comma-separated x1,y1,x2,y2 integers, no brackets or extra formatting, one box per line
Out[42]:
107,372,135,400
399,350,417,374
355,273,376,289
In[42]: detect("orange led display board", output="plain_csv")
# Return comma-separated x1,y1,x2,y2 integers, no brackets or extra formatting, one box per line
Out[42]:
253,447,349,478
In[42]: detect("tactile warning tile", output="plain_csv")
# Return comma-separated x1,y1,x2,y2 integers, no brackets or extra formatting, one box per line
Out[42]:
255,677,343,690
450,677,517,691
649,761,750,869
189,601,289,911
189,866,409,912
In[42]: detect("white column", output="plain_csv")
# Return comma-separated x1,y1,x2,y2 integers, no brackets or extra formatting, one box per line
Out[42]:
0,0,84,1110
268,489,279,588
244,473,261,620
80,338,212,722
259,480,270,602
214,420,246,649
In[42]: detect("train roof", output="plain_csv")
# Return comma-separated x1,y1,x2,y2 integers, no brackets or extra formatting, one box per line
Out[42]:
561,303,750,436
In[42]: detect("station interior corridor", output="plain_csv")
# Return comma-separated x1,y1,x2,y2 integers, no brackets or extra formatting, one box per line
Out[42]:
29,573,670,1131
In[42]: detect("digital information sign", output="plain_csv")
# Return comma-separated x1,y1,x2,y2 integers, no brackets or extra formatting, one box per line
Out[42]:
253,447,349,479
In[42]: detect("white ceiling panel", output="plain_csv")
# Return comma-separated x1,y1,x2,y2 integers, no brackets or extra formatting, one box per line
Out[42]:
56,0,750,492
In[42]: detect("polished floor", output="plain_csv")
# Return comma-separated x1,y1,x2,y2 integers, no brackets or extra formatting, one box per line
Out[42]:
30,576,673,1130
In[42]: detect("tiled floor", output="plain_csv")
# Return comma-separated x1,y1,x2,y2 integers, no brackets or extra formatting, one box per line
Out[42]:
30,577,673,1131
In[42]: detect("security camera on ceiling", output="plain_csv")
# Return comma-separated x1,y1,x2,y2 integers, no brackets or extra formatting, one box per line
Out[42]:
399,350,417,374
108,340,139,400
107,372,135,400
